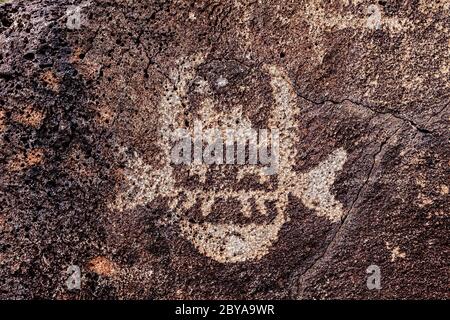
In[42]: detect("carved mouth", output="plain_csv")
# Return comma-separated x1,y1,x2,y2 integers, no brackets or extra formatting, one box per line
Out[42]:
175,188,290,263
180,209,288,263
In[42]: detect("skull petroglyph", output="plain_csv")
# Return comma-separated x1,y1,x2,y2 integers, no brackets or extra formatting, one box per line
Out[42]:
110,54,347,263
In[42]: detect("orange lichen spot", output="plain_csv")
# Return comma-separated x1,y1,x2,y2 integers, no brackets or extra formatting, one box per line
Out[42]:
41,70,60,91
27,149,45,166
13,105,45,128
87,256,117,277
8,148,45,171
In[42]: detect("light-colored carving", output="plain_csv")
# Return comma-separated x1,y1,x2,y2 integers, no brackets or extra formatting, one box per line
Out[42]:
110,55,347,263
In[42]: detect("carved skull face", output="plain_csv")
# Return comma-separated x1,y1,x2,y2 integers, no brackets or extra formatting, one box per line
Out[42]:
111,54,347,263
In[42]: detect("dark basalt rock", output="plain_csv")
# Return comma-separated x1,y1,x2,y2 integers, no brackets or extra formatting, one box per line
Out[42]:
0,0,448,299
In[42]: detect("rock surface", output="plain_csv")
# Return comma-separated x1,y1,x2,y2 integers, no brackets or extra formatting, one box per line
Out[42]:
0,0,448,299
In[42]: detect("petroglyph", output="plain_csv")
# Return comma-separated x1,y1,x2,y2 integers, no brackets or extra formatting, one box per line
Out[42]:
110,55,347,263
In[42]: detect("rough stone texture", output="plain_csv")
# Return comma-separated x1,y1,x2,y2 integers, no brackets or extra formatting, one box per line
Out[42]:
0,0,448,299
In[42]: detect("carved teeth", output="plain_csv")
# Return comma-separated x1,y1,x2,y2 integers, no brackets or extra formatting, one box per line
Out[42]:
182,190,278,218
